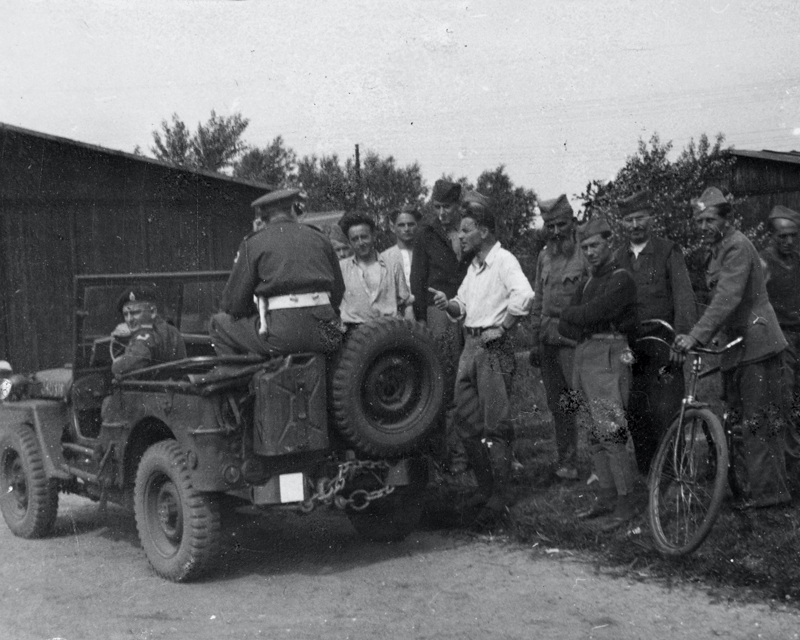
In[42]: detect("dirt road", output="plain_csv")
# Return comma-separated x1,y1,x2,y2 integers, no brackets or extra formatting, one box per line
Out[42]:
0,495,797,640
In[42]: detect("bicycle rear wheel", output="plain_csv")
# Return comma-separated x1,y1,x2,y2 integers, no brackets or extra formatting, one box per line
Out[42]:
648,407,728,556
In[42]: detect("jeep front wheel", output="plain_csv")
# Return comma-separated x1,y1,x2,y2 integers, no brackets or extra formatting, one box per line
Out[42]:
0,424,59,538
134,440,221,582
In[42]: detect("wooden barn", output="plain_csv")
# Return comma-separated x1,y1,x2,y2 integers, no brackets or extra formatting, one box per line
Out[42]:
0,123,273,372
728,149,800,228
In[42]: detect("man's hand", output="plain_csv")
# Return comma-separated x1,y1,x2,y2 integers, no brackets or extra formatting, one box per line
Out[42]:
428,287,449,311
480,327,505,346
673,334,698,354
111,322,131,339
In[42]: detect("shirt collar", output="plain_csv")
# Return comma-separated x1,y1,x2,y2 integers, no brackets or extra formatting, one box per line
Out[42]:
472,241,501,269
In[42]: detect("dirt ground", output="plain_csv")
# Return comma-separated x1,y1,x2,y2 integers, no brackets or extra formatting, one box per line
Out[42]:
0,495,798,640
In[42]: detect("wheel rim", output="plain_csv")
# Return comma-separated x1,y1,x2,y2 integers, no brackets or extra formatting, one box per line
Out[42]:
144,472,183,557
1,451,28,520
651,415,720,551
361,351,424,432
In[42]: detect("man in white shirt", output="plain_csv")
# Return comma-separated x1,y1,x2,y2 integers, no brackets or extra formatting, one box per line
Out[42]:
430,191,534,525
380,204,420,288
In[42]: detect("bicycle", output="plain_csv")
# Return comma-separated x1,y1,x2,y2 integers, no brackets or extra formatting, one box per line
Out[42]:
636,319,744,557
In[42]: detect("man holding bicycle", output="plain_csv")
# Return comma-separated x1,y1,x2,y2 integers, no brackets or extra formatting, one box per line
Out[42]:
673,187,791,510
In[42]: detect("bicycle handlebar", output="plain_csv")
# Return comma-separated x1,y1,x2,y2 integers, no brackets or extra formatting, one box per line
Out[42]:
637,319,745,356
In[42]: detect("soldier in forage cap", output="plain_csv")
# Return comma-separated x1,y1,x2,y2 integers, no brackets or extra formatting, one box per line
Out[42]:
559,217,639,528
674,187,791,509
111,286,186,377
529,194,588,481
613,190,697,476
760,204,800,487
210,189,345,356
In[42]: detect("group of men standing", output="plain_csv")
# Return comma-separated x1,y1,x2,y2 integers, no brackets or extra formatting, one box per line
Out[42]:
201,181,800,528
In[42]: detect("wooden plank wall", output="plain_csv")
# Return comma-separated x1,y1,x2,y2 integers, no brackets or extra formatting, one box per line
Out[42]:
0,126,266,371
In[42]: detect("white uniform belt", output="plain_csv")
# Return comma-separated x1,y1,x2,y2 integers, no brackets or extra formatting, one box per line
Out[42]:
590,332,625,340
267,292,330,310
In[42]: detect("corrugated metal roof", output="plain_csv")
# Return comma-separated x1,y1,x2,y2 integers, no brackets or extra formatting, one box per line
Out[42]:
0,121,277,191
731,149,800,165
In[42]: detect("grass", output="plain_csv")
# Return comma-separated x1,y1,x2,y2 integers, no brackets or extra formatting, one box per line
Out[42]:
426,352,800,609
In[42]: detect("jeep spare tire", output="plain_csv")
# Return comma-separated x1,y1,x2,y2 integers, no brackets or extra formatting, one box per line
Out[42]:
332,318,444,457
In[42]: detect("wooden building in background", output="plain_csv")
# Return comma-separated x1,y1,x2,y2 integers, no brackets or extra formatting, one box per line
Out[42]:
0,123,273,371
729,149,800,228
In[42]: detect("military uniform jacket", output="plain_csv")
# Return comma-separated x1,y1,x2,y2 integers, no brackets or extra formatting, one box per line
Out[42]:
112,318,186,377
689,227,786,370
761,245,800,331
410,218,471,321
530,243,588,347
614,236,697,335
221,221,345,319
558,261,638,343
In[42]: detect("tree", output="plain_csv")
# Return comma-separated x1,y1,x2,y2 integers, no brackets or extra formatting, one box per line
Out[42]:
296,153,354,212
475,166,539,256
233,135,297,187
150,110,250,173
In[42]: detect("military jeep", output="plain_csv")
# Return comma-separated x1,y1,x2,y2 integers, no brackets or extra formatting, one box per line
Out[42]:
0,271,443,581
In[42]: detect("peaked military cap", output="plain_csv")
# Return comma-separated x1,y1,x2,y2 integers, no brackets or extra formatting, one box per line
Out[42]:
117,286,159,313
251,188,306,212
768,204,800,227
691,187,728,214
577,217,612,242
0,360,11,373
431,180,461,205
617,190,652,217
539,194,573,221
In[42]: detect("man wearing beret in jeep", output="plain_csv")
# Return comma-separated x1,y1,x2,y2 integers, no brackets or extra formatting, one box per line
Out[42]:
111,287,186,377
674,188,791,509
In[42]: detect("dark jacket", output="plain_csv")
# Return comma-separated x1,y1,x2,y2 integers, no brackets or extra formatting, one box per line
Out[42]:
689,226,786,370
760,245,800,331
559,260,638,343
614,236,697,335
221,220,345,318
112,318,186,377
409,218,471,321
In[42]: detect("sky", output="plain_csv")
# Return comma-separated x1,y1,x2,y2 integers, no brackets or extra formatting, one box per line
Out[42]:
3,0,800,209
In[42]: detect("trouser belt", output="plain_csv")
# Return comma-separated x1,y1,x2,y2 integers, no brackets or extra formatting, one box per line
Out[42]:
465,326,499,337
266,292,330,310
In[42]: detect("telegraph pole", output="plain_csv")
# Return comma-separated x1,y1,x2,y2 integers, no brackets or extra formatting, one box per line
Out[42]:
355,143,362,208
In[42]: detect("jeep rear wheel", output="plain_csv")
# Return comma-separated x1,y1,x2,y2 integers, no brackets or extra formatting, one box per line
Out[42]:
332,318,444,457
0,424,59,538
134,441,221,582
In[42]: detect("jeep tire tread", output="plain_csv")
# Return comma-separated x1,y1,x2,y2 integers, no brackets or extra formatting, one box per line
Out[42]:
332,318,444,457
0,424,59,538
134,440,221,582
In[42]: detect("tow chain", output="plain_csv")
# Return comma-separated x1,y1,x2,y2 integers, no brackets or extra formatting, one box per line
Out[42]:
300,459,396,513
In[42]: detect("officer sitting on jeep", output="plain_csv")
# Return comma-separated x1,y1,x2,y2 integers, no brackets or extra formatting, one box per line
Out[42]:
111,286,187,377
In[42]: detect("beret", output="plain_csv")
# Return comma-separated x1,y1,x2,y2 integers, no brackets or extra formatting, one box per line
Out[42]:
117,286,159,314
768,205,800,227
431,180,461,205
577,217,612,242
617,190,652,217
691,187,728,214
538,194,573,221
251,188,306,211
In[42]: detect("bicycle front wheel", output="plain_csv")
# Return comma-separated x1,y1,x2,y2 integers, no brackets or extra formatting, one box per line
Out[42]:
648,407,728,557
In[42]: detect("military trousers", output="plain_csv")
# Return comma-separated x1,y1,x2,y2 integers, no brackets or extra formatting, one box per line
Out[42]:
781,331,800,466
209,305,342,357
572,336,635,496
539,343,578,469
724,352,791,504
628,337,685,475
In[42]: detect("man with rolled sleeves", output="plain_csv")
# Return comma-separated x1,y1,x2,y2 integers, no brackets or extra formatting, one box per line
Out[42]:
529,194,588,480
111,287,186,377
429,192,534,524
559,218,639,526
410,179,471,471
614,190,697,475
760,205,800,480
210,189,345,357
674,187,791,509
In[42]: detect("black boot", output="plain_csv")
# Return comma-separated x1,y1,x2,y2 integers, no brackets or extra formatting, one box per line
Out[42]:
473,439,512,528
